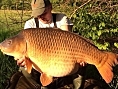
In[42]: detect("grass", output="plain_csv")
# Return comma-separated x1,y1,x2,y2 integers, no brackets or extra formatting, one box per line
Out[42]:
0,10,31,89
0,10,31,30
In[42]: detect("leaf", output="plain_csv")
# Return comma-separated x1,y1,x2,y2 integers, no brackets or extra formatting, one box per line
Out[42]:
97,30,102,36
99,22,105,29
92,26,97,30
114,43,118,48
92,32,96,40
101,22,105,27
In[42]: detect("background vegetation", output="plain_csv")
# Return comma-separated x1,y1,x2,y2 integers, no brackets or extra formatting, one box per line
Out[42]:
0,0,118,89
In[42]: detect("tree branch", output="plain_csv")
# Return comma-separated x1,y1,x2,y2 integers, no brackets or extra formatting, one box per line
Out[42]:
70,0,92,19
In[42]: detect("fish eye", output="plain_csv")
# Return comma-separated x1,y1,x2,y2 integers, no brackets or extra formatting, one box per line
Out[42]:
7,40,12,45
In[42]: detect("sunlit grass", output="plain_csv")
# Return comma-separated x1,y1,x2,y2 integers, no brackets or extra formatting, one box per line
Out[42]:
0,10,31,31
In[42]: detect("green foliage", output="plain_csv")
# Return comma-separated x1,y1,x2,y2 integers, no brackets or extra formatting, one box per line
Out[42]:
70,1,118,88
0,0,31,10
50,0,61,3
114,43,118,48
71,5,118,51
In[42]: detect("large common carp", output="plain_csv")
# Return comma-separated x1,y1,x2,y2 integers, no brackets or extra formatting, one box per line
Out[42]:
0,28,118,86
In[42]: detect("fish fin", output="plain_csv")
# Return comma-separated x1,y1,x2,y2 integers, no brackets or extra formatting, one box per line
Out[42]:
40,73,53,86
32,62,43,73
97,63,113,83
96,52,118,83
25,57,32,73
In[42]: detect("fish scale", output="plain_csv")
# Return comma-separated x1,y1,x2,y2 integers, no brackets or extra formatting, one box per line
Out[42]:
22,28,111,75
0,28,118,86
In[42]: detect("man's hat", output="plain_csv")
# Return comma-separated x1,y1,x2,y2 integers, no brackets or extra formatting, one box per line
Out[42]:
31,0,51,17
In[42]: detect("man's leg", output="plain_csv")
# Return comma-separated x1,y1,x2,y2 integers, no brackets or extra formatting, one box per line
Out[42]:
19,67,48,89
73,65,87,89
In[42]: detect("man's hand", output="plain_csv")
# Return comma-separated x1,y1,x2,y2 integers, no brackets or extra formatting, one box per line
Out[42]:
80,62,87,67
16,58,26,67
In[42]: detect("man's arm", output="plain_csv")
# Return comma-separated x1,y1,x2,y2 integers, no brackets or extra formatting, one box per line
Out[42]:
56,14,73,31
60,25,73,32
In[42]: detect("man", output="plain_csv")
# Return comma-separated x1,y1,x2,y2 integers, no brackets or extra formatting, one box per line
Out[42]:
16,0,85,89
24,0,73,31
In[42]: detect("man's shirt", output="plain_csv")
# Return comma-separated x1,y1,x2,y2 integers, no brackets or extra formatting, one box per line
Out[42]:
24,13,73,30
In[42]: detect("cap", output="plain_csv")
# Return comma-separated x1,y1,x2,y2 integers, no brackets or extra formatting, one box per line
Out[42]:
31,0,51,17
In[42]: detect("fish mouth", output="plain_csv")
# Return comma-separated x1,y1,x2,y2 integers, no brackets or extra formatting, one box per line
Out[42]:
0,50,9,55
0,44,5,54
0,44,4,53
0,45,12,57
0,42,5,51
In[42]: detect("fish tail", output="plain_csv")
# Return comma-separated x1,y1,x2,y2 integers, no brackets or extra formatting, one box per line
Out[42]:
96,52,118,83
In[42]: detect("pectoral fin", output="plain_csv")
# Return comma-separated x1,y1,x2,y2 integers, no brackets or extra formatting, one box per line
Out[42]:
25,58,32,73
32,62,43,73
40,73,53,86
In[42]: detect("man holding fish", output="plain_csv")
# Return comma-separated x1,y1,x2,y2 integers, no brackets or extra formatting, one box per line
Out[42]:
13,0,85,89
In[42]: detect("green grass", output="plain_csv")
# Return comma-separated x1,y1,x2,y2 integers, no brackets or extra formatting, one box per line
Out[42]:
0,10,31,30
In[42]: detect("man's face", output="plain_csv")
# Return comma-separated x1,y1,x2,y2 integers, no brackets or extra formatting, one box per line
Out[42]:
38,6,52,24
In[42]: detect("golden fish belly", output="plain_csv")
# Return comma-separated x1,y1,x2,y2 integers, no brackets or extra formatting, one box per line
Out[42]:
30,55,79,77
